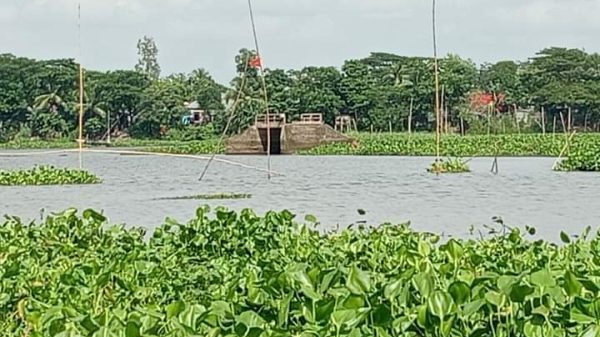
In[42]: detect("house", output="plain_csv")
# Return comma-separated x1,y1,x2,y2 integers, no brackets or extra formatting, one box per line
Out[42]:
182,101,211,125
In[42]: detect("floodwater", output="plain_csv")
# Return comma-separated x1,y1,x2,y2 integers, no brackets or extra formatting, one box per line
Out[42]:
0,151,598,240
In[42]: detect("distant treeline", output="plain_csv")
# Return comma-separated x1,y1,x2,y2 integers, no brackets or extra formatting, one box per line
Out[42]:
1,46,599,141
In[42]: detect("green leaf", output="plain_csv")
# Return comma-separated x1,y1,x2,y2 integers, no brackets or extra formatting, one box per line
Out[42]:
560,231,571,244
428,290,454,320
564,271,583,297
125,321,140,337
444,239,464,262
531,269,556,287
237,310,265,329
448,281,470,305
166,300,185,319
509,284,534,303
582,324,600,337
346,265,370,295
485,291,506,308
304,214,318,223
83,209,107,223
462,299,485,316
413,273,434,298
384,278,403,300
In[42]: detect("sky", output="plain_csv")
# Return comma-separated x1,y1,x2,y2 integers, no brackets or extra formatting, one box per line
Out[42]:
1,0,599,84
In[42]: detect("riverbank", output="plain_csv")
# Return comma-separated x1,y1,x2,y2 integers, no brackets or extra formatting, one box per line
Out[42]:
1,207,598,336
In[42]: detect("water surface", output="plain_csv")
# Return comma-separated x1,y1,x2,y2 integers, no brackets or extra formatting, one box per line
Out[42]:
0,152,597,240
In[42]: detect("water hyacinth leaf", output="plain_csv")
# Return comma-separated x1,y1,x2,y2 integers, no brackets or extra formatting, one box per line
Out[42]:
237,311,265,329
448,281,470,305
531,269,556,287
561,231,571,244
166,301,185,319
485,291,506,308
564,271,583,297
125,321,141,337
331,309,365,330
509,284,535,303
304,214,318,223
581,324,600,337
428,291,455,320
413,273,434,298
571,308,595,324
444,239,464,262
83,209,107,222
462,300,485,316
497,275,517,295
346,265,370,295
384,278,403,300
277,293,293,328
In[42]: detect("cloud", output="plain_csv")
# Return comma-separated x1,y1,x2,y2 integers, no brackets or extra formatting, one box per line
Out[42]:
1,0,599,84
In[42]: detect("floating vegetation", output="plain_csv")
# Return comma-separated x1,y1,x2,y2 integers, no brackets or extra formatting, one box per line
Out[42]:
427,157,471,173
146,140,225,155
1,207,599,336
554,142,600,172
300,133,600,157
159,193,252,200
0,165,100,186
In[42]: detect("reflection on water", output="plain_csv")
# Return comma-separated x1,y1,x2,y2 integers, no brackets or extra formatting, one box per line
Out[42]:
0,152,598,240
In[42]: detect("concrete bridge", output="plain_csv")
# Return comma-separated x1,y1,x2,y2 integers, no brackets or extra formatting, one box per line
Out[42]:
226,113,354,154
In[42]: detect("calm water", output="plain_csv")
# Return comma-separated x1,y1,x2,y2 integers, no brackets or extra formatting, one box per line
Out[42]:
0,151,598,240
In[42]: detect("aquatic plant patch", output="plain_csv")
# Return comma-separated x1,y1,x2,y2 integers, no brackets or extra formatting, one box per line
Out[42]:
159,193,252,200
2,207,600,336
427,158,470,173
554,140,600,172
146,139,225,155
300,132,600,157
0,165,100,186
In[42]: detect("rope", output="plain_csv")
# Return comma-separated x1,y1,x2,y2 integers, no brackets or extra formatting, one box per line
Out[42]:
247,0,272,180
0,148,284,177
198,54,251,182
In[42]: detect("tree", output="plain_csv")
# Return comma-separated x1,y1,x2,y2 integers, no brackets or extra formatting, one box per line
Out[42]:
135,36,161,80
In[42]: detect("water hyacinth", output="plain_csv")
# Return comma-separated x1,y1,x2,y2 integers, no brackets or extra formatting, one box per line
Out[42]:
427,158,470,174
0,165,100,186
301,133,600,157
1,207,600,336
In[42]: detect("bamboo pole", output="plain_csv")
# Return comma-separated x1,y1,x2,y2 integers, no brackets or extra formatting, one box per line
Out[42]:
541,107,546,134
432,0,441,162
408,97,414,134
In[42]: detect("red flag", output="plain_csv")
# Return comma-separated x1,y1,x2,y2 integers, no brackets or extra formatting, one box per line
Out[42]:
248,55,262,69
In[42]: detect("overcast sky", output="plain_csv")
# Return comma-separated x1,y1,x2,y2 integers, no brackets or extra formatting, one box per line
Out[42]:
1,0,599,84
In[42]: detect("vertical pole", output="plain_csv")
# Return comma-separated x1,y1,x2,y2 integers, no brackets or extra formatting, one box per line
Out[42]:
77,2,84,169
247,0,271,179
107,111,111,144
568,106,572,133
541,106,546,134
432,0,441,162
408,97,414,134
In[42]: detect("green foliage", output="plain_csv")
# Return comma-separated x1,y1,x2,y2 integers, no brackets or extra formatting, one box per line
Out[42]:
554,138,600,171
427,158,470,174
146,139,225,154
301,133,600,157
0,165,100,185
1,207,600,336
159,193,252,200
164,124,216,142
